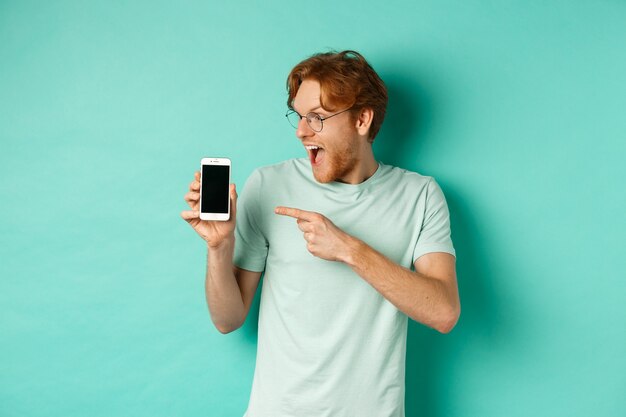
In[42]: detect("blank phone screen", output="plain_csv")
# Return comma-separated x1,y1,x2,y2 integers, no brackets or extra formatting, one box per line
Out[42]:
201,165,230,214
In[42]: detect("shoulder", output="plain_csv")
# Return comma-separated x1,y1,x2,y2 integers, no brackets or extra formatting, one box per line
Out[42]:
375,164,449,206
250,158,306,177
378,163,436,189
245,158,309,186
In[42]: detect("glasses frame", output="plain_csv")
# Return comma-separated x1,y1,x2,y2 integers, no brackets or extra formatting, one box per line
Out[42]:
285,108,352,132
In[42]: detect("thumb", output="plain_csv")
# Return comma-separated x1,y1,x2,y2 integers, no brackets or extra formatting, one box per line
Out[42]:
229,183,237,220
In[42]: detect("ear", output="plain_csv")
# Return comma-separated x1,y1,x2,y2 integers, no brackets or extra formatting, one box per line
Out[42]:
355,108,374,137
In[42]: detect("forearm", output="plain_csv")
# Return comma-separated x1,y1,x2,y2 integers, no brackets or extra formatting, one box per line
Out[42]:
205,237,245,333
344,238,460,333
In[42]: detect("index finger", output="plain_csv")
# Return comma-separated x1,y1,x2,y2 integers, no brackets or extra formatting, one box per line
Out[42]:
275,206,317,221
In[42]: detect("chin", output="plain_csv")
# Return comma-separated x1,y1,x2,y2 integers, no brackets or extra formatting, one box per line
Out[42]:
312,169,334,183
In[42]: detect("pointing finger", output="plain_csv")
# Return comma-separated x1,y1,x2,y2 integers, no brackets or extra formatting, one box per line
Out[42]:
275,206,317,221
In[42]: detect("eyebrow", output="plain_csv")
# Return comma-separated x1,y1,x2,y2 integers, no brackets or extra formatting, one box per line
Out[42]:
292,105,324,114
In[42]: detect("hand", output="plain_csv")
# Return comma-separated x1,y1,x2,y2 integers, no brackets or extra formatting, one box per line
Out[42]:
180,171,237,248
275,206,355,263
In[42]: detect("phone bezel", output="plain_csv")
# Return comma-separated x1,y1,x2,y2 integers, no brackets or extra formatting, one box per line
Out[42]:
199,157,231,221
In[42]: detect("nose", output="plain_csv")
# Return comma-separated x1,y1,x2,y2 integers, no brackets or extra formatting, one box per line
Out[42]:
296,116,314,140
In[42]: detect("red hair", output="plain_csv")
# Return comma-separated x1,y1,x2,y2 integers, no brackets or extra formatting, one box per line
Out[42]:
286,50,388,142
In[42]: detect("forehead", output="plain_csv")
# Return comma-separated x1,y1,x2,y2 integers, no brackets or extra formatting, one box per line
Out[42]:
292,79,322,113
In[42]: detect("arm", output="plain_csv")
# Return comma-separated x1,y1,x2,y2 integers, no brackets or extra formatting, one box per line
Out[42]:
345,241,459,333
181,171,262,334
275,207,460,333
205,237,262,334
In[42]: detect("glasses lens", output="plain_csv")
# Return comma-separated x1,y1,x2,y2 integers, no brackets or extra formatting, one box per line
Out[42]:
306,113,323,132
286,111,301,129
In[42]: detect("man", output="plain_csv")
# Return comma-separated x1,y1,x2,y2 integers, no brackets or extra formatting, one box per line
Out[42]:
181,50,460,417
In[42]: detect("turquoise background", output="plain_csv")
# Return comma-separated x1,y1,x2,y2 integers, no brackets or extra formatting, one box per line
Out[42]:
1,1,625,416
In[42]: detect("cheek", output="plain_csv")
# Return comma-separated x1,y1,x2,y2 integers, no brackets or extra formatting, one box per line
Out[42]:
334,133,359,158
325,129,355,153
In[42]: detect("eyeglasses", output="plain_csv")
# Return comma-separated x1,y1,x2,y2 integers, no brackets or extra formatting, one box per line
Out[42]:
285,108,352,132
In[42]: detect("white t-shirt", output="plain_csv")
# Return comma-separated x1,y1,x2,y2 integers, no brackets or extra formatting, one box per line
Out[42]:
234,158,456,417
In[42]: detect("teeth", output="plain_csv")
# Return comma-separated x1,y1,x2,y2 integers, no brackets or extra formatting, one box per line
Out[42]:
305,145,320,150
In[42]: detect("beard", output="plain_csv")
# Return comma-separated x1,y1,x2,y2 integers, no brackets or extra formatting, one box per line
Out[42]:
312,135,360,184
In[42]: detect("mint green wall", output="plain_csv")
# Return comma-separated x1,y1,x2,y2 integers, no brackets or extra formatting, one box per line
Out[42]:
1,1,624,416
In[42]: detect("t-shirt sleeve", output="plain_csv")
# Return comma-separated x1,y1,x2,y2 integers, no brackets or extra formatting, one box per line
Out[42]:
233,170,269,272
412,178,456,263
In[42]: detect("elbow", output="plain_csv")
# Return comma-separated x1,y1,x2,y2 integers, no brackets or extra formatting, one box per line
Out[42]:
213,317,244,334
215,322,241,334
216,324,236,334
435,303,461,334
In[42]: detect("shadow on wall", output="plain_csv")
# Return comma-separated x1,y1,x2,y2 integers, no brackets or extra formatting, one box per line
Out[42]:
374,72,431,167
377,72,509,417
404,193,501,417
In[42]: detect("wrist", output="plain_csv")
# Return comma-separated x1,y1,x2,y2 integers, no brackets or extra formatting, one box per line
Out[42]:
207,234,235,253
341,235,364,267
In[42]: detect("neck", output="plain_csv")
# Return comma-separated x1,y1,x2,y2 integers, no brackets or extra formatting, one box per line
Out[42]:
337,147,378,185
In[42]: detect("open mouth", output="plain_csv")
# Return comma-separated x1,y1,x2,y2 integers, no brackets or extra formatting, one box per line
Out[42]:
305,145,325,166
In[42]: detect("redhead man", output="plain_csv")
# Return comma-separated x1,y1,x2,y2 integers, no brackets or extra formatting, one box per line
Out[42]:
182,50,460,417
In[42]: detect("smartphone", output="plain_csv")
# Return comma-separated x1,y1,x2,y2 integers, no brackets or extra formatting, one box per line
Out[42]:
199,157,231,221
